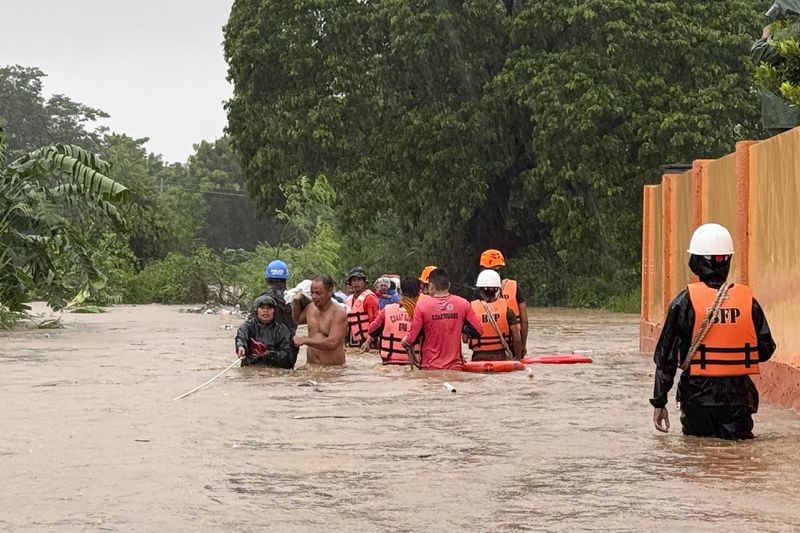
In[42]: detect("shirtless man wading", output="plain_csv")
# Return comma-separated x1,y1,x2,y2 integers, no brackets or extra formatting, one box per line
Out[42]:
293,275,347,365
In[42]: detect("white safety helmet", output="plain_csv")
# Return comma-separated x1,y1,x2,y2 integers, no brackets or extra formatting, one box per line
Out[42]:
475,269,502,288
687,223,735,255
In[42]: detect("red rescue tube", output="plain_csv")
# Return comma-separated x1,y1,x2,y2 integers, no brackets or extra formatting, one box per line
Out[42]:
522,354,593,364
462,360,526,373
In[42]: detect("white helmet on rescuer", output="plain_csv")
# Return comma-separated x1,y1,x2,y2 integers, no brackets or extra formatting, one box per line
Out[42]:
687,223,734,255
475,269,502,288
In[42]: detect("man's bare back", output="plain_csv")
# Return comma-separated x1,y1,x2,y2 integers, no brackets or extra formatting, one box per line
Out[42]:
293,277,346,366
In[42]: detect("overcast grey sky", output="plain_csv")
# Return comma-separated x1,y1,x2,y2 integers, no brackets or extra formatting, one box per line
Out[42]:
1,0,234,163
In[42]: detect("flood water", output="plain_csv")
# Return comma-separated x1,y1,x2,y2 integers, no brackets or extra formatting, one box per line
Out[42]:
2,305,799,532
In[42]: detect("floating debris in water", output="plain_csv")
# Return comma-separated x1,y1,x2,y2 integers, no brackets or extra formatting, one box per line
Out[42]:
443,382,456,393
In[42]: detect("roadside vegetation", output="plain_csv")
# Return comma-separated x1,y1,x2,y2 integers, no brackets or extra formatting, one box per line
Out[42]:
0,3,773,324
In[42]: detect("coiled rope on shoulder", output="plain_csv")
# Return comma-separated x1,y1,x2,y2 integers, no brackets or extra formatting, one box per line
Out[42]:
480,300,515,360
681,282,734,371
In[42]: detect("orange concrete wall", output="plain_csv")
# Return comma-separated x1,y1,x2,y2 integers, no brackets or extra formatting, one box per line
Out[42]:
640,185,663,350
673,170,694,293
749,128,800,367
641,127,800,411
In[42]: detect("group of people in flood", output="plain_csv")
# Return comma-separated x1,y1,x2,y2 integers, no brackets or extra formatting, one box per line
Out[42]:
234,225,778,440
234,248,528,371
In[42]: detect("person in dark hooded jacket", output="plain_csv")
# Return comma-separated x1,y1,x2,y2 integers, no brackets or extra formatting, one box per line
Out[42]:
651,224,776,440
235,295,297,368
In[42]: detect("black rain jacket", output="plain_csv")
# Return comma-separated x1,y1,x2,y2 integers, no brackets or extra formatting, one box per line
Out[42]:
235,316,296,369
650,258,776,411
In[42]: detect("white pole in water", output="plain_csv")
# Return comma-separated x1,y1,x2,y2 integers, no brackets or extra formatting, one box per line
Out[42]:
173,358,240,401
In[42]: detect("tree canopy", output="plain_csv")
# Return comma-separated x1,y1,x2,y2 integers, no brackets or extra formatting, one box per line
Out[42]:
0,65,109,155
224,0,769,305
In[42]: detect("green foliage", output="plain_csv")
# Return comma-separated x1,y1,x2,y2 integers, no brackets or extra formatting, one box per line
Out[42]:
773,33,800,105
70,305,105,314
126,246,222,304
754,17,800,106
189,135,286,250
605,290,642,314
780,79,800,104
100,134,201,263
124,174,343,305
504,243,567,307
0,65,109,155
215,174,346,304
0,124,128,325
224,0,767,306
755,62,782,93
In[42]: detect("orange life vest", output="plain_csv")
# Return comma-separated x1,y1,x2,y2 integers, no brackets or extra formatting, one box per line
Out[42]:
687,282,759,377
346,289,375,346
468,298,511,353
379,303,419,365
501,279,519,315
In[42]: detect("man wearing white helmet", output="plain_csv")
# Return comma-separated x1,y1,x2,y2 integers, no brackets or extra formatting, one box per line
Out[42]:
467,269,522,361
651,223,776,440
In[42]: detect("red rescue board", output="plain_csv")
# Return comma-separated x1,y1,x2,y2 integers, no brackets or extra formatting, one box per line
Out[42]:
462,360,526,373
521,354,593,364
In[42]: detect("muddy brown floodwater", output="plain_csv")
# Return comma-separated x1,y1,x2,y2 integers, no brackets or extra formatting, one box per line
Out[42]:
2,304,799,532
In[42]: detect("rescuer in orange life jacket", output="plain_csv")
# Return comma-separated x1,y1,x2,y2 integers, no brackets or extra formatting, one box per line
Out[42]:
467,269,523,361
360,277,421,365
479,249,529,356
651,223,776,440
344,267,379,347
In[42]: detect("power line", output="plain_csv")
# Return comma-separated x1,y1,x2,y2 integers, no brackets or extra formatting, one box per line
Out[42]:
155,184,252,198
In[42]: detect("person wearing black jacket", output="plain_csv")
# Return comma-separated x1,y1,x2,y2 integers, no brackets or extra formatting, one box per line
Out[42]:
235,295,296,368
651,224,776,440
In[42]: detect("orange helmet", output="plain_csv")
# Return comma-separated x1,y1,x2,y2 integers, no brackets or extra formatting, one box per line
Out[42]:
419,265,437,283
479,249,505,268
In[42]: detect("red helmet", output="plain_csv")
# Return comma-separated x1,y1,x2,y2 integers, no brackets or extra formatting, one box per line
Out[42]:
479,249,505,268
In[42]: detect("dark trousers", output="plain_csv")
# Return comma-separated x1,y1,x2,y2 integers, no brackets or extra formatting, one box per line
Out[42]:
680,404,754,440
471,351,508,362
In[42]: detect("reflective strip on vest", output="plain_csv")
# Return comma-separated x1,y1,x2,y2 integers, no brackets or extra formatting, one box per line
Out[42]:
501,279,519,316
347,290,375,346
688,282,760,377
468,298,510,353
379,303,418,363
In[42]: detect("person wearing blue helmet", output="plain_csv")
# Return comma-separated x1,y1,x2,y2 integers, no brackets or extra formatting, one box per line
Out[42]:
256,259,297,355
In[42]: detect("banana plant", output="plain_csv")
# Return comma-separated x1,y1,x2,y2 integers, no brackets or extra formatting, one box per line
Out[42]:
0,124,128,325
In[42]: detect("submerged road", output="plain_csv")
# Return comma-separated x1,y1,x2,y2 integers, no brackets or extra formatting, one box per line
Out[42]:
2,305,799,532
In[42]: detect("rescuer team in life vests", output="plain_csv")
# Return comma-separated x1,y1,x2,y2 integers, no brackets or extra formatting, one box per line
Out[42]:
234,249,525,373
233,225,778,440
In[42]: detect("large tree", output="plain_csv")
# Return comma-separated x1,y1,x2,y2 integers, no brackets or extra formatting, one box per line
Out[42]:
0,65,109,154
224,0,767,304
99,134,201,263
187,136,285,250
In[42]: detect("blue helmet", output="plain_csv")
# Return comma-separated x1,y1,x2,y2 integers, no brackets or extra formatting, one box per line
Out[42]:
265,259,289,280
